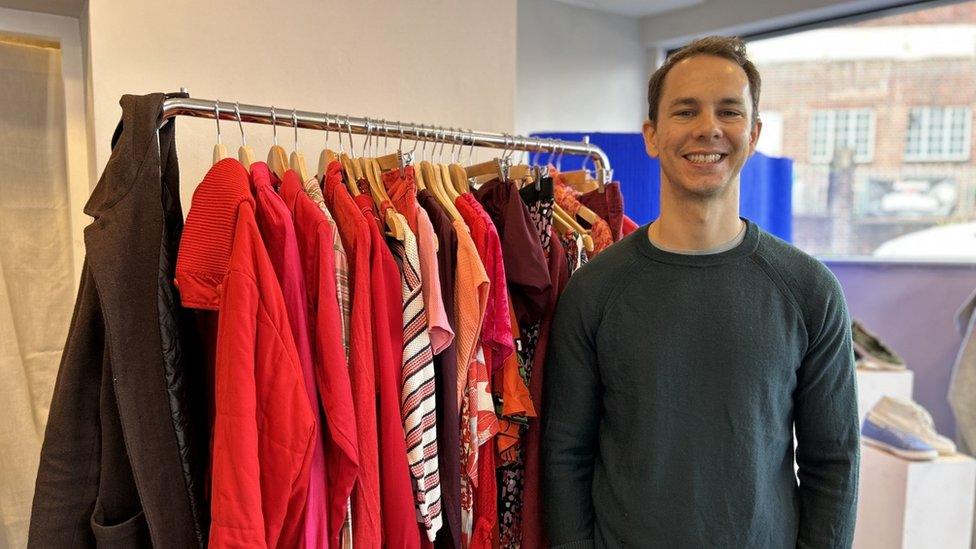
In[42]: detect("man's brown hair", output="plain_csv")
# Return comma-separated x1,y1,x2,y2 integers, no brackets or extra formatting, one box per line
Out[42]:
647,36,761,126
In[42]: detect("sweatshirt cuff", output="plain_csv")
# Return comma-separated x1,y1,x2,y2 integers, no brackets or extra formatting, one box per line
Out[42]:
551,540,595,549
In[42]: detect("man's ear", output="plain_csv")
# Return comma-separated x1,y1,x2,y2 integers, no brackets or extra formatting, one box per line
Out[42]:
749,117,763,154
642,120,659,158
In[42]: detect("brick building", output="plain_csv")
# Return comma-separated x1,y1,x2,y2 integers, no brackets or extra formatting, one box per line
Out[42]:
749,3,976,255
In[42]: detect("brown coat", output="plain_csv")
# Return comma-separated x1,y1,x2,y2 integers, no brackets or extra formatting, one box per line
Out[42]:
29,93,207,548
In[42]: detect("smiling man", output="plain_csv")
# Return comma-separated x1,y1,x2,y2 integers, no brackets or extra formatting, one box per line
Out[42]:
542,37,860,548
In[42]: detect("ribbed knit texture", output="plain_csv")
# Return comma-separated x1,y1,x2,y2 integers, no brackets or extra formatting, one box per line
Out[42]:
175,158,252,309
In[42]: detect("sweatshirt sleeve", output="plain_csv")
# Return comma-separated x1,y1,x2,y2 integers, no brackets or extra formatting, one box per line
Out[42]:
541,277,602,548
793,272,860,549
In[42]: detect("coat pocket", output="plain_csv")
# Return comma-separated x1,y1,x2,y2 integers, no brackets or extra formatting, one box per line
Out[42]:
90,498,151,548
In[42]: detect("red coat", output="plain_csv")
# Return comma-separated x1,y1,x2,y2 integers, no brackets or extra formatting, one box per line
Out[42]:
176,158,315,548
280,170,360,548
321,164,382,547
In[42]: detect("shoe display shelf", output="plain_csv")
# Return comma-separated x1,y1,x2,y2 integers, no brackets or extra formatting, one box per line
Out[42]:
853,444,976,549
856,369,913,426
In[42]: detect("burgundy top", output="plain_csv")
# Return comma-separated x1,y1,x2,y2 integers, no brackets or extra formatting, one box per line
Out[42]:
472,178,551,328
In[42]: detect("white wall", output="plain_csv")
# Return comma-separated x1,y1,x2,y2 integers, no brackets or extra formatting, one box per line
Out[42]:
84,0,517,207
640,0,924,48
516,0,646,134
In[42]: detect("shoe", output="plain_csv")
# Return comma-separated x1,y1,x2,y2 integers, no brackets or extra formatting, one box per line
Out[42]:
868,395,956,456
862,417,938,461
852,320,906,370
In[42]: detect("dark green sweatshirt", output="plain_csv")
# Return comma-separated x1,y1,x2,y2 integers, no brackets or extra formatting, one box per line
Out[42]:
542,220,859,548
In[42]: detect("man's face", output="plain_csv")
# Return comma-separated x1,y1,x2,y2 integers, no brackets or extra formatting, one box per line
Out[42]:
642,55,762,200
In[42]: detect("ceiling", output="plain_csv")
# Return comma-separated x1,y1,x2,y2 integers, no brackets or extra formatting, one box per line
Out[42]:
549,0,706,18
0,0,83,17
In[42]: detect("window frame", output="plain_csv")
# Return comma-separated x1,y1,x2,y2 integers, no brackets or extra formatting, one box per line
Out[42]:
904,106,972,162
809,108,876,164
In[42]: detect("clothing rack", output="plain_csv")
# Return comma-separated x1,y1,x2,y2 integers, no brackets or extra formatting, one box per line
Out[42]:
160,94,612,182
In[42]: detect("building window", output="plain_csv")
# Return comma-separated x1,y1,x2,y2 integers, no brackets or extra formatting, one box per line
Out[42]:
905,107,971,161
809,109,875,163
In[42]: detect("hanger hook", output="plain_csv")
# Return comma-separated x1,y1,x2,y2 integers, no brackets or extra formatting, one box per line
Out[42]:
465,130,475,165
214,100,222,145
580,135,592,173
271,106,278,146
323,112,331,150
362,117,371,158
234,102,246,147
434,127,443,162
292,108,299,152
448,127,457,163
346,116,355,158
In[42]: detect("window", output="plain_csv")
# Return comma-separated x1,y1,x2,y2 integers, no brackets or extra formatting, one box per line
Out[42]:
749,0,976,259
809,109,875,163
905,107,971,161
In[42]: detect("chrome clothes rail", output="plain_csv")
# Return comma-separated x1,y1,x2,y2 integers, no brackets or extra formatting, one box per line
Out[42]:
160,95,612,181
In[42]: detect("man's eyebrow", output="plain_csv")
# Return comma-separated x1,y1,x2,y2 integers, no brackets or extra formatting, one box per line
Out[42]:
668,97,747,108
719,98,747,107
668,97,698,108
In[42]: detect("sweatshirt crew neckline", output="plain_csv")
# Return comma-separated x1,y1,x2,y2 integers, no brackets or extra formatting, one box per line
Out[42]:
634,217,760,267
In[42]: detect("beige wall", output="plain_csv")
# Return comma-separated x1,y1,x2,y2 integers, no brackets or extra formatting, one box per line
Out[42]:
517,0,646,134
85,0,517,205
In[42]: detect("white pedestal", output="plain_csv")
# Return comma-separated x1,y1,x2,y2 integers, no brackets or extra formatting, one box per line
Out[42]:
856,369,914,425
854,444,976,549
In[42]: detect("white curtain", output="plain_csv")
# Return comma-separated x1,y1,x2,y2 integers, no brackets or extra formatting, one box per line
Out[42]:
0,37,75,549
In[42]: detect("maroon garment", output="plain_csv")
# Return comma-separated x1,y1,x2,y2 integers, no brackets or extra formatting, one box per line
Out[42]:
352,193,419,549
577,181,625,242
417,190,462,549
472,179,551,328
520,228,569,549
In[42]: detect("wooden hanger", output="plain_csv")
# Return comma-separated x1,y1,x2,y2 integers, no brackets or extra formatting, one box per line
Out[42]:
559,169,598,194
316,114,339,180
421,159,462,222
367,157,405,240
439,163,460,201
212,102,228,165
449,163,469,195
552,205,595,253
233,103,255,170
267,106,289,180
288,109,310,182
465,158,506,181
361,121,405,241
414,160,427,191
337,117,362,195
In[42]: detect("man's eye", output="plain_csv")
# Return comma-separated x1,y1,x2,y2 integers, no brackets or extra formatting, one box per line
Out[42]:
674,110,694,117
722,110,743,117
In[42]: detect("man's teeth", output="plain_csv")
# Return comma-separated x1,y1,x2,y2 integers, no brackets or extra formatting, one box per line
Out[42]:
686,154,722,163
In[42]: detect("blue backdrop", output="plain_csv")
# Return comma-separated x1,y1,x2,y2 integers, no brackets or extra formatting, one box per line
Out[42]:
530,132,793,242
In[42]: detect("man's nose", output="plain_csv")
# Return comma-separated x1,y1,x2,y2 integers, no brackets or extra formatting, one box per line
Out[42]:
693,111,722,140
